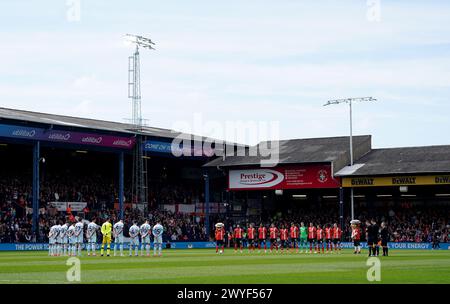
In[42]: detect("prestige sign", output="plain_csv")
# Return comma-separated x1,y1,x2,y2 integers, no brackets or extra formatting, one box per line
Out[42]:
343,175,450,187
229,165,340,190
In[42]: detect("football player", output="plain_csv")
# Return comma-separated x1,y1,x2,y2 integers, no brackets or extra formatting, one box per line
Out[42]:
299,222,308,253
140,220,152,256
258,224,267,253
308,223,316,254
152,221,164,257
269,223,279,253
59,220,69,256
100,218,112,257
55,221,62,256
86,218,99,256
113,219,124,256
129,221,140,256
74,218,84,256
67,222,76,256
48,221,59,256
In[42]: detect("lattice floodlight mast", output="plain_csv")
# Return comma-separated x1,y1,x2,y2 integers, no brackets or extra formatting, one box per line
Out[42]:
125,34,155,210
126,34,155,128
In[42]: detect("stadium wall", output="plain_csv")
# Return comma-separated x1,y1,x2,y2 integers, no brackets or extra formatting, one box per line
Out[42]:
0,242,448,251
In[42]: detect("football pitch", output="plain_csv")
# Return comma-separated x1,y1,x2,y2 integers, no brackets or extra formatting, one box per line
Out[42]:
0,249,449,284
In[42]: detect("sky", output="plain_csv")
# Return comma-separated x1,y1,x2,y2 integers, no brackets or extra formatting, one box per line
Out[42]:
1,0,450,147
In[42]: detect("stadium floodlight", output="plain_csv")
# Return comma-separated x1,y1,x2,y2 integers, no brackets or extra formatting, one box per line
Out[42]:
125,34,156,128
124,34,156,50
323,96,376,221
124,34,156,217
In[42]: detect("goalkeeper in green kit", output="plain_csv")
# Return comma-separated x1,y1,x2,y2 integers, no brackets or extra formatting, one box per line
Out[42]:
299,222,308,253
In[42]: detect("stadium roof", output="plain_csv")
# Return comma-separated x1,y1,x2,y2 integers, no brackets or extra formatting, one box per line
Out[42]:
204,135,372,172
0,107,216,142
335,145,450,176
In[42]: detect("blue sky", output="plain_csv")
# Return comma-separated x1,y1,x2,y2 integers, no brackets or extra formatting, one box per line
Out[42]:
1,1,450,147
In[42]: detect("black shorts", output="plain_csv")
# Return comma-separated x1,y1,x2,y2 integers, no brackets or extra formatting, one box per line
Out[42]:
381,240,388,247
270,238,277,245
290,238,298,245
216,240,224,246
317,239,323,244
248,238,256,246
367,240,374,246
308,238,315,243
234,238,241,245
258,239,266,245
326,239,332,243
280,240,288,247
333,239,340,245
353,240,360,246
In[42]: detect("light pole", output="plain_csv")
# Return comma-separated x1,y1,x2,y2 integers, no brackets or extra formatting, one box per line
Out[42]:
324,97,376,220
124,34,155,212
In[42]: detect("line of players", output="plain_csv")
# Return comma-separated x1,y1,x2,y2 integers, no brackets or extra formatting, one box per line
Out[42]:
48,218,164,257
215,222,347,254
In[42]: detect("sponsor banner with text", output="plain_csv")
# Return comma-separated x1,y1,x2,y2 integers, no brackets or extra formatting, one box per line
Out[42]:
228,165,340,190
0,242,217,251
343,175,450,187
49,202,87,212
143,140,214,157
0,123,135,149
0,242,448,251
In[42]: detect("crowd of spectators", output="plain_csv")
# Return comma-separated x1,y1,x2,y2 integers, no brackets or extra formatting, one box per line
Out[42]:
1,176,449,244
0,175,205,243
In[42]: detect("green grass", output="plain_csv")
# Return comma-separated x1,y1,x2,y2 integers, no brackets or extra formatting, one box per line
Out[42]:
0,249,449,284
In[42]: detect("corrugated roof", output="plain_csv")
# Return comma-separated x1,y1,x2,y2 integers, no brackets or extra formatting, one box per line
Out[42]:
0,107,199,140
336,145,450,176
204,135,372,172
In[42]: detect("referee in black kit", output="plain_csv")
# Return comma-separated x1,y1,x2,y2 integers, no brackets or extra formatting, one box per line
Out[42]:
380,222,389,256
371,219,380,256
366,219,379,257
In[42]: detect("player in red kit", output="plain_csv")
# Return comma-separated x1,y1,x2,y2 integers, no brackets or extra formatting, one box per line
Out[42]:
258,224,267,253
289,223,299,253
332,223,342,254
325,224,333,253
316,225,325,254
308,223,316,253
247,224,256,253
269,224,279,253
279,225,289,253
233,224,244,253
215,223,225,254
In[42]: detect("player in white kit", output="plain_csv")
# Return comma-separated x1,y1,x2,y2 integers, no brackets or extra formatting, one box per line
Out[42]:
48,223,59,256
59,220,69,256
113,219,125,256
140,220,151,256
152,222,164,257
67,223,76,256
129,221,140,257
55,222,62,256
86,219,99,256
74,218,84,256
